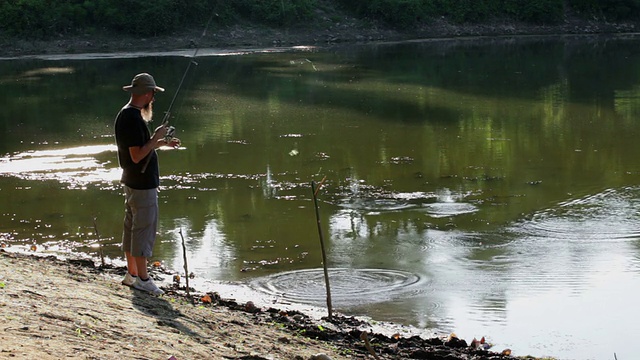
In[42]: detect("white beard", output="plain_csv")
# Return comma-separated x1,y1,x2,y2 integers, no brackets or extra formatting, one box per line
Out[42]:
141,102,153,123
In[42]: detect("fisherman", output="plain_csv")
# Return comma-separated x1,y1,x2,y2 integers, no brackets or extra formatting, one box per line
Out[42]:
114,73,180,295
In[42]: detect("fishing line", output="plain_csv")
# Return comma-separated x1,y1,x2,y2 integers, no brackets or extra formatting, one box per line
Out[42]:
163,12,215,125
142,11,215,173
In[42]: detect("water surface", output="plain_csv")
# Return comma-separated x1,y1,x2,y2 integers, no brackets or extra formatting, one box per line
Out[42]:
2,35,640,359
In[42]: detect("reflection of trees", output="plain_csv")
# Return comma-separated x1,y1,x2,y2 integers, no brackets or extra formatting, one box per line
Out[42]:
173,36,640,203
181,37,640,127
0,57,186,154
4,37,640,287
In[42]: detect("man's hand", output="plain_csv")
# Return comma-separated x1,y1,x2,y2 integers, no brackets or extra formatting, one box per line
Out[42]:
165,137,181,149
152,125,169,142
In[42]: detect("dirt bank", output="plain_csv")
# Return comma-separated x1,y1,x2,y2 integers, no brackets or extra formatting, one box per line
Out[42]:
0,250,540,359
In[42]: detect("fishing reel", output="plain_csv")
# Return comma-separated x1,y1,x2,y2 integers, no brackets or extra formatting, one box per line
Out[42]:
164,125,176,143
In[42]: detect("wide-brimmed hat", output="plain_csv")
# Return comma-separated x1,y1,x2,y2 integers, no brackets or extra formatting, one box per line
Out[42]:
122,73,165,94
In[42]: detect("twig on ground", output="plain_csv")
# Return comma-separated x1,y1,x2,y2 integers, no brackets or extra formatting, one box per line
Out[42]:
360,332,380,360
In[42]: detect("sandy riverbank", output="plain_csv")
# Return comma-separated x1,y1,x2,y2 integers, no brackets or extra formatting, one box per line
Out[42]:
0,250,536,359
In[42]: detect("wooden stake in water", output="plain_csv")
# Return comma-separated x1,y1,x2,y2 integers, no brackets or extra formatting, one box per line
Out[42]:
92,217,105,267
311,177,332,319
179,228,191,299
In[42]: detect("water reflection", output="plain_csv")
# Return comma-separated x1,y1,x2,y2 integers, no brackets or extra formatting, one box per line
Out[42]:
3,36,640,359
0,145,118,188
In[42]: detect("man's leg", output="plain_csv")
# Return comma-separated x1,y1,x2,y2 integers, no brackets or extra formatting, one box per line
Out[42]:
132,254,163,295
134,255,149,279
125,251,138,276
123,187,138,277
123,189,164,295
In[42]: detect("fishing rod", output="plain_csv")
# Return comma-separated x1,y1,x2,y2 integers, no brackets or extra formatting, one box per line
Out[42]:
141,13,215,173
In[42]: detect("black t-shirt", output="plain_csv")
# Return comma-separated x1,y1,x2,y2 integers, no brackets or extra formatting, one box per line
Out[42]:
114,107,159,189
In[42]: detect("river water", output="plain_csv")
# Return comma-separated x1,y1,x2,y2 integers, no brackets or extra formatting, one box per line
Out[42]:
2,35,640,359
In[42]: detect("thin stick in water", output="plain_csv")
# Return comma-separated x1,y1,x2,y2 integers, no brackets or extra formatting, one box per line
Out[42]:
311,177,332,319
179,228,190,299
93,217,105,267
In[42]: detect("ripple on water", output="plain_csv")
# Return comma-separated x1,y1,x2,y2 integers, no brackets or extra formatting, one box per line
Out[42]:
490,187,640,295
338,198,418,212
335,189,477,216
421,202,477,218
250,268,428,307
510,187,640,242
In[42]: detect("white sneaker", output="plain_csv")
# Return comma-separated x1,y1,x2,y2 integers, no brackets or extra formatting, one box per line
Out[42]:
133,277,164,295
122,273,137,286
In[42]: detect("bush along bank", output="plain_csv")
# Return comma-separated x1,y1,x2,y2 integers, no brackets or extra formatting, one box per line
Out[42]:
1,0,640,39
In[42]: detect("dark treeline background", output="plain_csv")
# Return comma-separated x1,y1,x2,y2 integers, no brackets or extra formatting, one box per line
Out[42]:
1,0,639,38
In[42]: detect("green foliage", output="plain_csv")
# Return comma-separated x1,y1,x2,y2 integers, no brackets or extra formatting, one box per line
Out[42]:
93,0,220,36
568,0,640,20
502,0,564,23
2,0,640,39
337,0,565,25
431,0,498,23
337,0,429,28
232,0,316,26
428,0,563,24
0,0,54,37
0,0,231,39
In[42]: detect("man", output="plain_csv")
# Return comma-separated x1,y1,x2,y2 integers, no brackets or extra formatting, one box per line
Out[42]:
114,73,180,295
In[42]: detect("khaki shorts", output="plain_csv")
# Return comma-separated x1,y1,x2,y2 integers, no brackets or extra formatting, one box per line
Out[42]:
122,186,158,258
